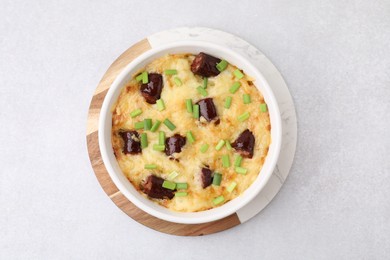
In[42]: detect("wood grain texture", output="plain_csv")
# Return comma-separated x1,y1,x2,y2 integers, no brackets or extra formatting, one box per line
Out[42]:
86,38,241,236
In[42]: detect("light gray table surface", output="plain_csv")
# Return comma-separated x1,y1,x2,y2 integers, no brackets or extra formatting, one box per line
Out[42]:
1,0,389,259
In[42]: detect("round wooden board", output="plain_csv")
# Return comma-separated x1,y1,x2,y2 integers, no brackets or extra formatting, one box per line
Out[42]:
86,38,241,236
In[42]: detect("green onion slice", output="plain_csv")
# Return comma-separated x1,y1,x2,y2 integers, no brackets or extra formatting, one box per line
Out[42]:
225,140,232,150
222,155,230,168
168,171,179,180
176,183,188,190
216,60,228,72
162,180,176,190
163,118,176,131
144,164,157,169
227,182,237,193
233,69,244,79
234,155,243,167
213,195,225,205
187,131,195,144
140,133,148,148
243,94,251,104
202,77,208,88
224,96,232,109
150,120,161,132
158,131,165,145
200,144,209,153
197,86,208,97
260,103,268,112
141,71,148,84
130,108,142,118
153,144,165,151
173,77,182,86
212,173,222,186
164,69,177,75
229,82,241,94
215,140,225,151
175,192,188,197
238,111,250,122
144,119,152,130
193,104,200,119
235,167,248,175
156,99,165,111
186,99,193,113
134,121,144,130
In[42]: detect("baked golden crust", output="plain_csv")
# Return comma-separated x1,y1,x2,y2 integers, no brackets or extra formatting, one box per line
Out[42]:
111,53,271,212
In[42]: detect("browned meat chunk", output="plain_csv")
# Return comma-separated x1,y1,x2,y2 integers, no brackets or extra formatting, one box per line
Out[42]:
143,175,174,199
231,129,255,158
191,52,221,77
200,167,213,188
165,134,186,156
140,73,163,104
119,131,141,154
196,98,218,122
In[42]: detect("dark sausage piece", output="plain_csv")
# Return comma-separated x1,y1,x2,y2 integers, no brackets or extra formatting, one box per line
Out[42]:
191,52,221,77
231,129,255,158
119,131,141,154
196,98,218,122
201,168,213,188
143,175,174,199
140,73,163,104
165,134,186,156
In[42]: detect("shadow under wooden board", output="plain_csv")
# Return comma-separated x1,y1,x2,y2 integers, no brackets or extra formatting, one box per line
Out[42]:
86,38,241,236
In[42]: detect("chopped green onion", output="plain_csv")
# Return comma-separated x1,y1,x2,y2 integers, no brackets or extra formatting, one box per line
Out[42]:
193,104,200,119
227,182,237,192
156,99,165,111
153,144,165,151
235,167,248,175
142,71,148,84
144,164,157,169
226,140,232,150
176,183,188,190
197,86,208,97
136,73,143,82
186,131,195,144
130,108,142,118
134,121,144,130
144,119,152,130
158,131,165,145
224,96,232,109
243,94,251,104
238,111,250,122
162,180,176,190
202,77,208,88
140,133,148,148
200,144,209,153
234,155,243,167
150,120,161,132
175,192,188,197
186,99,193,113
163,118,176,130
168,171,179,180
173,77,182,86
215,140,225,151
222,155,230,167
229,82,241,94
164,69,177,75
216,60,228,72
260,103,268,112
233,69,244,79
212,173,222,186
213,195,225,205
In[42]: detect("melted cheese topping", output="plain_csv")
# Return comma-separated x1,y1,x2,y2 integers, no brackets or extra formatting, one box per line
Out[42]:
111,54,271,212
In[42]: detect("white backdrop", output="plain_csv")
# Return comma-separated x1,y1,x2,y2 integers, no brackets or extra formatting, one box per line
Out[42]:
1,0,389,259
